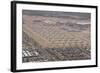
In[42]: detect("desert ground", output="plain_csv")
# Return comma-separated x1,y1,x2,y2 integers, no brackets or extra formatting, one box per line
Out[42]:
22,10,91,63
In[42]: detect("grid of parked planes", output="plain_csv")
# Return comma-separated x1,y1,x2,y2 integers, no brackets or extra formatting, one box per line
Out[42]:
22,14,91,62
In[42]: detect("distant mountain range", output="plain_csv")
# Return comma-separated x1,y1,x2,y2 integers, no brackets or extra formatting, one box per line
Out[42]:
23,10,91,20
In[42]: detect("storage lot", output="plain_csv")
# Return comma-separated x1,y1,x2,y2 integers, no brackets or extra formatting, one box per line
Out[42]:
22,14,91,62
